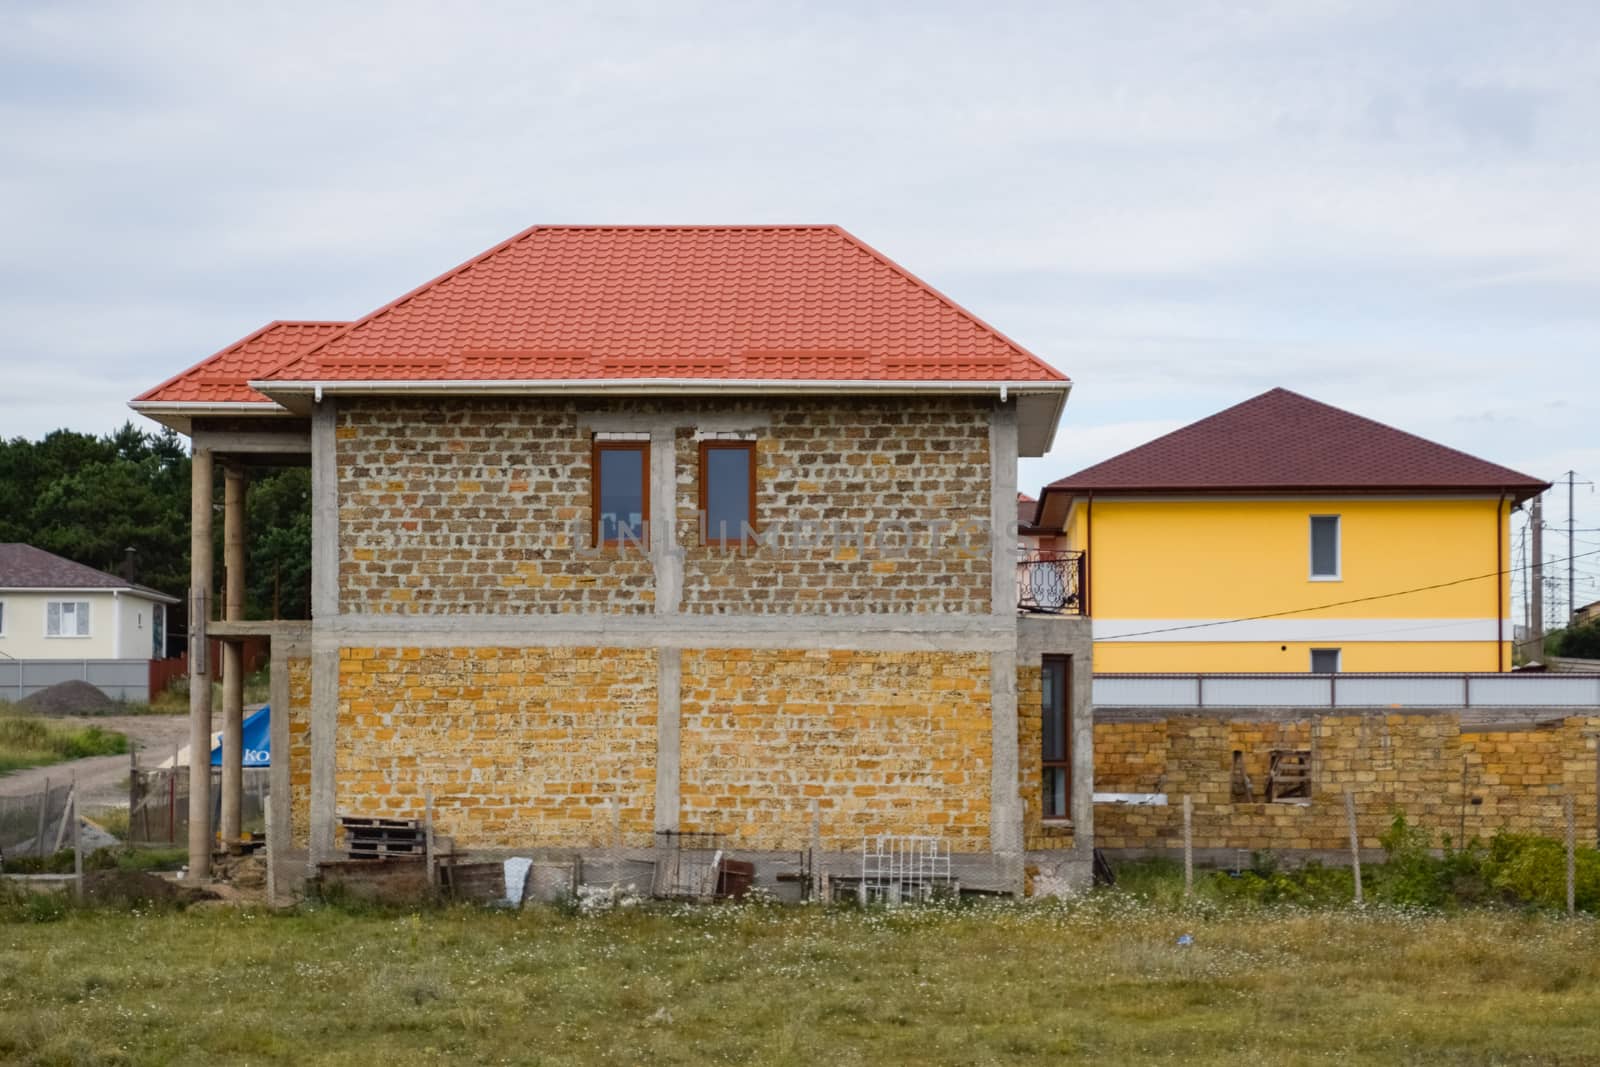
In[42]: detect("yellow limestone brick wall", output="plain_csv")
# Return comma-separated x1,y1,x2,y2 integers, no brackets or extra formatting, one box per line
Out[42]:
1093,721,1169,793
678,649,993,851
1094,713,1600,852
335,646,658,848
1017,660,1075,851
286,656,312,848
1070,496,1512,672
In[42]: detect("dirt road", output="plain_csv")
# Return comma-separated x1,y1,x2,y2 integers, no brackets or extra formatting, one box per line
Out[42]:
0,714,210,809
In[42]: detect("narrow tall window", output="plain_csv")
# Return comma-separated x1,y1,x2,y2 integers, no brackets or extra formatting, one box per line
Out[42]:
592,440,649,546
46,600,90,637
1310,648,1342,674
0,600,6,636
1309,515,1340,580
152,603,166,659
1041,655,1071,819
699,440,756,545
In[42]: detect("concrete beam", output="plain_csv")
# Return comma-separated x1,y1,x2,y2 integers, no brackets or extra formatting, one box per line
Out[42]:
311,613,1019,653
653,648,681,833
308,402,339,867
191,430,312,455
186,447,214,883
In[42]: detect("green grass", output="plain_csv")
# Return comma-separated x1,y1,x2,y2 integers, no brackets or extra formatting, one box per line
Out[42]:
0,711,127,774
1,895,1598,1064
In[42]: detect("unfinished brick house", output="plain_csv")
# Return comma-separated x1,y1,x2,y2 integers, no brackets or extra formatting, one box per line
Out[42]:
131,225,1095,895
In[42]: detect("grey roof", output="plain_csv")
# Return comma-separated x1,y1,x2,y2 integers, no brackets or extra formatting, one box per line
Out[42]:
0,543,179,602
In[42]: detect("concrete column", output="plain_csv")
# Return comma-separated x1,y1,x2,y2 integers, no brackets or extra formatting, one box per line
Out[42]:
308,402,339,867
266,634,291,903
220,464,246,846
187,447,214,882
989,402,1019,616
653,648,682,832
649,424,682,614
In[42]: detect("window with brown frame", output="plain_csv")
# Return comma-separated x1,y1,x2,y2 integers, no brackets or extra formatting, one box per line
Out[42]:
1041,655,1071,819
698,440,757,546
591,439,649,547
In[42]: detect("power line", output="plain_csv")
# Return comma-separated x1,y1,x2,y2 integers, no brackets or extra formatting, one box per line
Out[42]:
1098,545,1600,642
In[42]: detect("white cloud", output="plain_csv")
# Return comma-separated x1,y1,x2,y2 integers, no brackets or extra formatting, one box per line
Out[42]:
0,0,1593,532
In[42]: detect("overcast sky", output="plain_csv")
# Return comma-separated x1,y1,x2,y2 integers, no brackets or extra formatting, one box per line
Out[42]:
2,2,1596,613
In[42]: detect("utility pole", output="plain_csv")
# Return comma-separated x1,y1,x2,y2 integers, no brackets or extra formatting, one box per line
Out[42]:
1531,494,1544,647
1568,471,1577,627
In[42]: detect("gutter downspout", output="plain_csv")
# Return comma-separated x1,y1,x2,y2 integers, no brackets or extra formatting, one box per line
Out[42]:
1084,492,1094,618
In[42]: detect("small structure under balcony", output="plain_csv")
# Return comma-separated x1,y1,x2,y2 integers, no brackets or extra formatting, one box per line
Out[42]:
1017,549,1085,615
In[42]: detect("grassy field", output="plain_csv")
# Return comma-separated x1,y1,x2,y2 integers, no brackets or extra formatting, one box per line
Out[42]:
2,894,1598,1065
0,710,127,775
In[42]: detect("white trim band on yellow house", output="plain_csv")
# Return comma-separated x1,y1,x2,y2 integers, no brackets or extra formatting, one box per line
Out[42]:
1093,618,1503,643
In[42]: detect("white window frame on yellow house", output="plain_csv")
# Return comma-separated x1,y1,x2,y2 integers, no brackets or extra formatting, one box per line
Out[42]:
45,599,91,638
1308,514,1341,581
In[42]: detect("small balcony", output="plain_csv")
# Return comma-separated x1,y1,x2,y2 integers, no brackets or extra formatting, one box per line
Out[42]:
1017,550,1086,616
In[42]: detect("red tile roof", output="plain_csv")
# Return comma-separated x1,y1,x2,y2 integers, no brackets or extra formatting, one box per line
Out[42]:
1017,492,1040,530
1044,388,1548,500
134,321,346,404
252,225,1067,388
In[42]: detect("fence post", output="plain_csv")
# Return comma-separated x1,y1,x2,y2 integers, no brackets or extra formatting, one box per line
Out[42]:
810,798,826,903
1565,793,1576,918
1182,794,1194,898
35,777,49,858
264,798,276,907
1345,790,1363,906
71,772,83,902
424,789,436,889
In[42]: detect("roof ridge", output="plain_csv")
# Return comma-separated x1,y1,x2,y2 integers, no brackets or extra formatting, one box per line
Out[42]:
827,226,1070,384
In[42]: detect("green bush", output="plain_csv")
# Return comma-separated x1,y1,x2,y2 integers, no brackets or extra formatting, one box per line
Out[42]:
1483,834,1600,912
0,713,128,773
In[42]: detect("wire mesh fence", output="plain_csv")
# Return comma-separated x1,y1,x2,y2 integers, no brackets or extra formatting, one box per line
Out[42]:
126,766,271,847
0,780,74,860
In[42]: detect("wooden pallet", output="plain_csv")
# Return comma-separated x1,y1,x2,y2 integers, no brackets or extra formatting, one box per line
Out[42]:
1266,749,1312,802
341,815,425,860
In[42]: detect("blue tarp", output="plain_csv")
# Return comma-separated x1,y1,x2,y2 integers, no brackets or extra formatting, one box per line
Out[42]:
210,705,270,767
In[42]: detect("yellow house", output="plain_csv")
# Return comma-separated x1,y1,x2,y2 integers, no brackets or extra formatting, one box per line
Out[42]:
1029,389,1548,674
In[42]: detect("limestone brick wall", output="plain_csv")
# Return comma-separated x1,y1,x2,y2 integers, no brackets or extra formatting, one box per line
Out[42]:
678,649,993,851
286,656,312,848
335,395,992,615
335,646,658,848
673,399,991,613
1092,721,1168,793
337,400,654,615
1094,711,1600,853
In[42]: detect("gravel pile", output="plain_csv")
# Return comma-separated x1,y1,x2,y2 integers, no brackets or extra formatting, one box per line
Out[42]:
16,681,118,717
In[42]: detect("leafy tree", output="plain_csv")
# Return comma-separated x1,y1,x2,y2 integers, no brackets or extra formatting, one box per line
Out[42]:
0,423,312,630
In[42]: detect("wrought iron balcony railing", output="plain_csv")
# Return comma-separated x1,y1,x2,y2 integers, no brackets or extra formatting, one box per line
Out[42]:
1017,550,1086,615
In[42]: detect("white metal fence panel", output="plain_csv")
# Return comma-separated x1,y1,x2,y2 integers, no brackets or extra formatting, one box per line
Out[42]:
1333,675,1467,707
1201,675,1330,706
0,659,150,703
1468,675,1600,707
1091,675,1201,707
1093,673,1600,708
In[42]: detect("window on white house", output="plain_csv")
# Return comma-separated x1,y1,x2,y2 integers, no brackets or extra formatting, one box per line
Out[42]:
1310,648,1342,674
152,604,166,659
1309,515,1340,580
47,600,91,637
